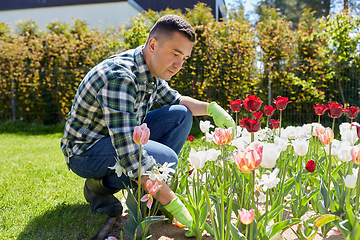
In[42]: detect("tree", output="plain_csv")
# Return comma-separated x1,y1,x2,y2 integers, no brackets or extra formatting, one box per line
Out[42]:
255,0,330,28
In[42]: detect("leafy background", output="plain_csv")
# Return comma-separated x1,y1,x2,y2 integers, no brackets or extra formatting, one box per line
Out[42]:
0,3,359,127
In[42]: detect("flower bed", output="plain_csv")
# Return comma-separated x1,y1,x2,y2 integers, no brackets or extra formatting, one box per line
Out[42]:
107,95,360,240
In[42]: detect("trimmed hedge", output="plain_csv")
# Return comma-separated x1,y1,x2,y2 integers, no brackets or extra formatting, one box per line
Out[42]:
0,4,359,125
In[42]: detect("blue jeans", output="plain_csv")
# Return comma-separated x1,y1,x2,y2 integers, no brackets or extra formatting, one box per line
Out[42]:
68,105,193,189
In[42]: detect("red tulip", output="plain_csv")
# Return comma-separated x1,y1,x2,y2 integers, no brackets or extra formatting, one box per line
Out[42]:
305,160,316,172
243,95,263,112
313,104,329,116
187,136,194,142
133,123,150,145
344,106,360,119
269,119,280,129
273,96,292,110
239,118,261,133
264,105,276,117
327,102,343,118
253,111,263,122
351,124,360,140
229,99,242,112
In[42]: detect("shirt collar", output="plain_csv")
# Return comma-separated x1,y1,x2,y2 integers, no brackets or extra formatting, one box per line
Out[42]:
134,46,157,87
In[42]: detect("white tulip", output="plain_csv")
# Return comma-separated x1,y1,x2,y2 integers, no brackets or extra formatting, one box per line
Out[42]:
344,174,357,188
352,168,359,178
200,120,214,133
292,138,309,156
341,129,358,146
325,139,340,155
334,141,352,162
188,148,207,169
206,149,221,161
281,126,297,139
274,136,288,151
339,122,352,136
260,143,282,168
256,191,266,203
231,136,250,150
303,122,323,136
259,168,280,191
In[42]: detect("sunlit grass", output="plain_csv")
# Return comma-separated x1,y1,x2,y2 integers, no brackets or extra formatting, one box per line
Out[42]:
0,132,109,239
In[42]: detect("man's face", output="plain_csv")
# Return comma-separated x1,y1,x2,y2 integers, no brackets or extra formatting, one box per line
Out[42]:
147,31,193,80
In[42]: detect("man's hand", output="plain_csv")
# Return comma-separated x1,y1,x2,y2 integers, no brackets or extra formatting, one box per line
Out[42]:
206,102,235,129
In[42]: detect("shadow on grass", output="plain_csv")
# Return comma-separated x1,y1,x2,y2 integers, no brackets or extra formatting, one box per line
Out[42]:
17,202,108,240
0,120,64,135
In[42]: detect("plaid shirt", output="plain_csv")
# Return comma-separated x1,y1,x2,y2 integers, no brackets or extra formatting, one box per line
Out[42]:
61,46,182,179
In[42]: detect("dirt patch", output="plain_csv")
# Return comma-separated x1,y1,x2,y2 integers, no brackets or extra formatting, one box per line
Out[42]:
102,199,344,240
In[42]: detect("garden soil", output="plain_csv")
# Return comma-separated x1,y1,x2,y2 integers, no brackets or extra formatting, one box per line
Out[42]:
103,198,344,240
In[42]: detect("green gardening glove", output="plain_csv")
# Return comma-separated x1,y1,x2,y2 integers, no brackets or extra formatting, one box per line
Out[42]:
206,102,235,129
164,196,214,237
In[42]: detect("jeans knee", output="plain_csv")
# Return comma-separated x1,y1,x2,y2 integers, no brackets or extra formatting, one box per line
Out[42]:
177,105,193,129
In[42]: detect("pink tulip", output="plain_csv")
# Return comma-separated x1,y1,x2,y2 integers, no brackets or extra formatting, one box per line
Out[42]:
140,194,154,209
133,123,150,145
149,182,161,195
315,127,334,145
351,146,360,165
213,128,232,146
238,208,255,225
234,142,263,173
140,182,162,209
145,179,153,191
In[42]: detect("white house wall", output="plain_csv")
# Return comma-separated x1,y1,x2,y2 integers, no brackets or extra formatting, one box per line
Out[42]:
0,2,141,31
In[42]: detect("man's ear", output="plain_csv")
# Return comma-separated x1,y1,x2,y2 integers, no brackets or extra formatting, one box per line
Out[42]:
148,37,157,54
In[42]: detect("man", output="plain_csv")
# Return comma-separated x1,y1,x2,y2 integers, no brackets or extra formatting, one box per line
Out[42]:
61,15,234,236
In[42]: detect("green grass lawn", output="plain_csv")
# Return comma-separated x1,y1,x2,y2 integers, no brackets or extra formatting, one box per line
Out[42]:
0,131,110,239
0,120,204,239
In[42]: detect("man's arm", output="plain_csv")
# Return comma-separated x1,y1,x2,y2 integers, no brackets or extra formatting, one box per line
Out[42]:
179,96,209,116
180,96,235,129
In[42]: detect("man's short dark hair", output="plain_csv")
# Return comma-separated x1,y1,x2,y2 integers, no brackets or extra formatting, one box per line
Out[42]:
148,15,196,43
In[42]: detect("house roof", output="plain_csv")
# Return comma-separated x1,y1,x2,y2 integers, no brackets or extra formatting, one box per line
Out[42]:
0,0,226,20
0,0,127,11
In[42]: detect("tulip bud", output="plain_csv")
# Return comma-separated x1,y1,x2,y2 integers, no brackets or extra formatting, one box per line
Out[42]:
344,174,357,188
133,123,150,145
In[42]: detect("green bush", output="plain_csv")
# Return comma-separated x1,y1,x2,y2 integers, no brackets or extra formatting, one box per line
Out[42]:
0,5,359,126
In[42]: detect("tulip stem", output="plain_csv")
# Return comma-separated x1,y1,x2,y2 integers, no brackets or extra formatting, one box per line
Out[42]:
355,165,360,211
279,110,282,137
221,145,226,239
252,171,255,210
327,143,332,209
298,155,302,217
137,145,142,222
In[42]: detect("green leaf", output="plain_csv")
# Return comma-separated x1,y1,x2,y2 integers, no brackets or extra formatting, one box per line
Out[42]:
301,189,320,205
125,187,140,221
346,192,356,227
267,218,301,238
349,221,360,240
136,216,168,239
338,220,352,236
317,200,329,215
230,222,246,240
314,214,339,228
320,179,329,208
